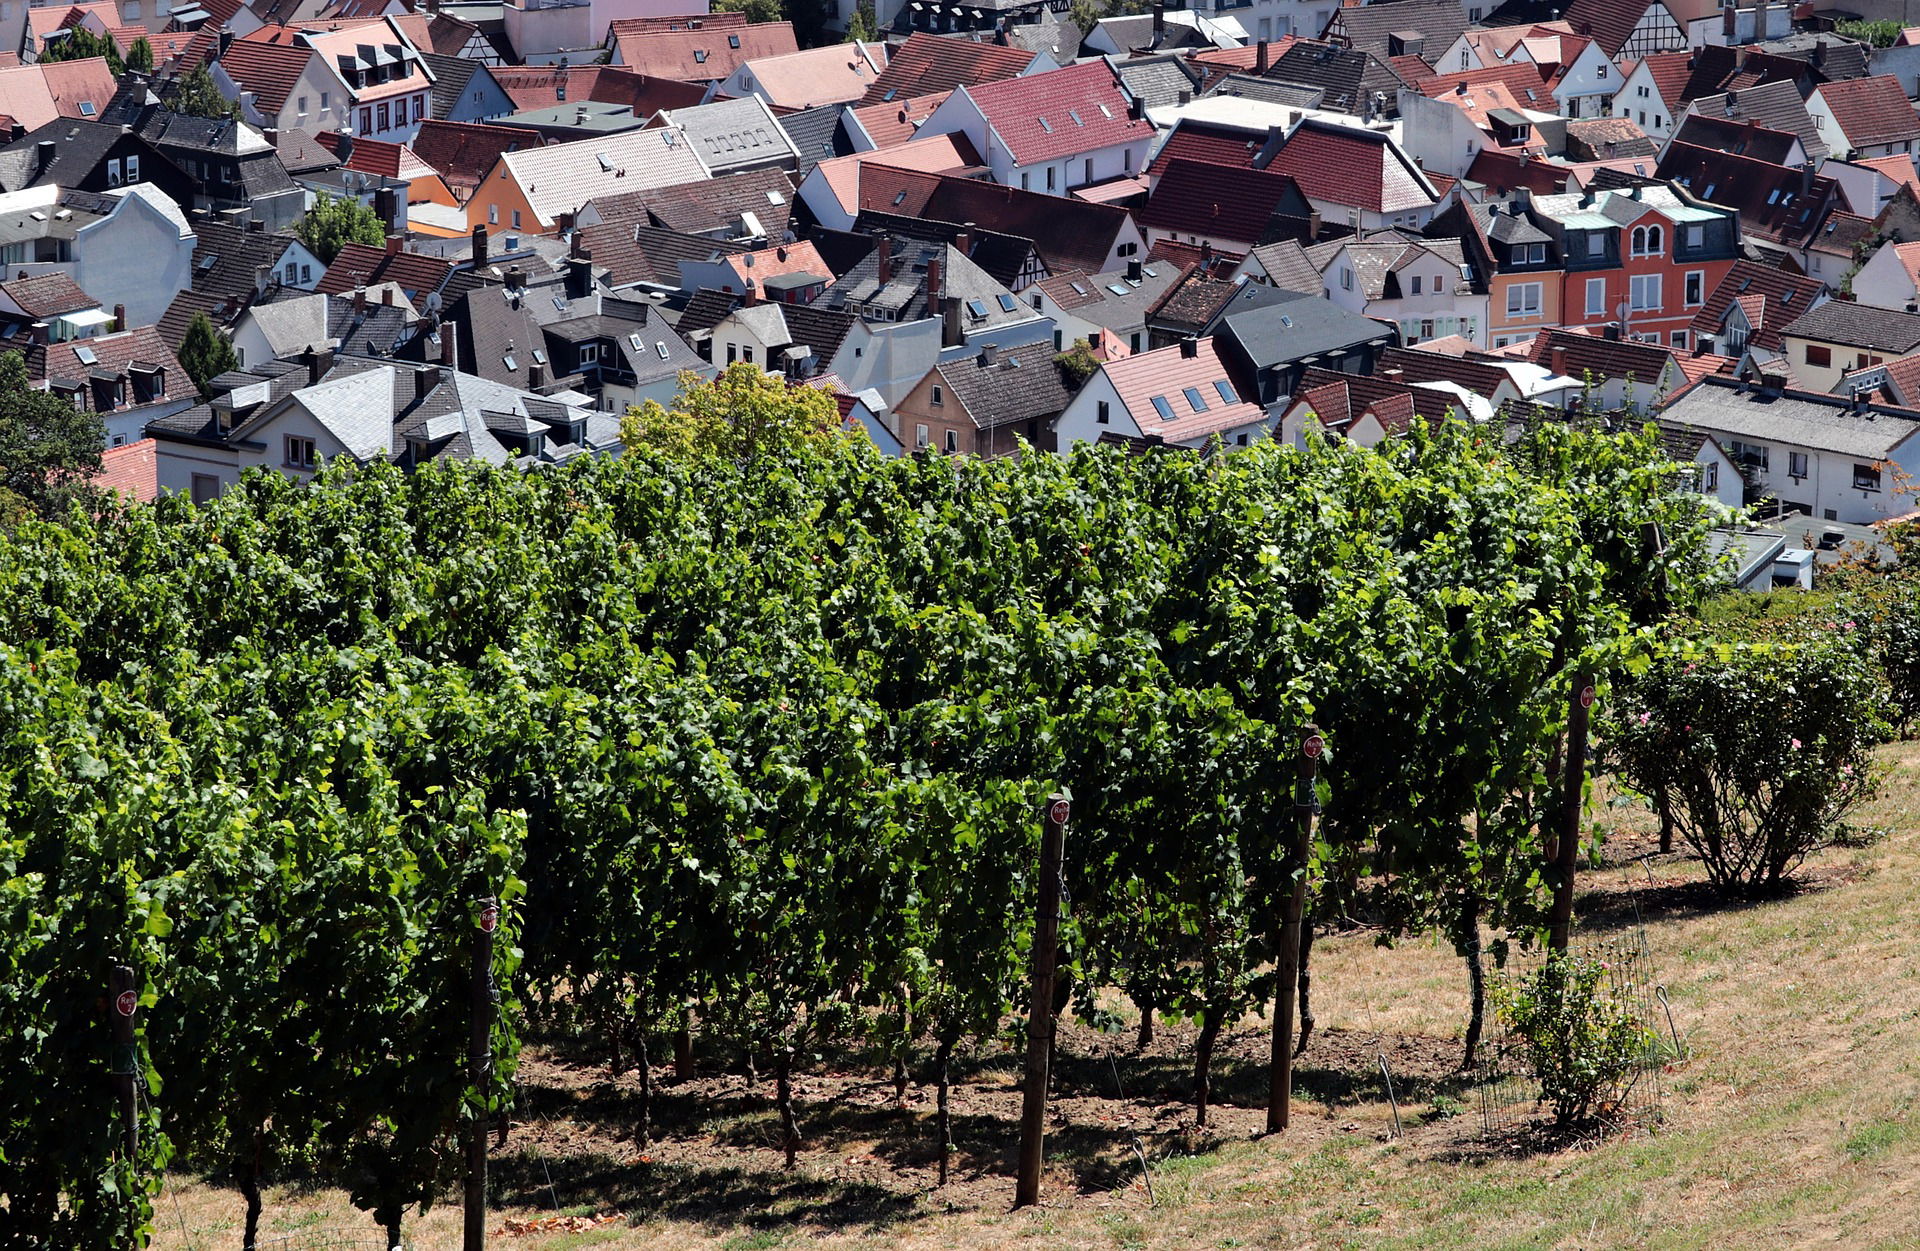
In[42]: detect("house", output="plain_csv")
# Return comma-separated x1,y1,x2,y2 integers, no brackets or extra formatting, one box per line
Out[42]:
914,59,1154,196
654,96,801,177
1614,51,1693,140
31,323,193,446
843,91,953,152
1426,192,1560,348
224,289,412,370
0,272,116,345
189,218,325,301
712,40,888,110
577,166,797,252
1261,117,1446,233
793,137,981,233
1213,289,1397,404
1657,142,1848,275
857,32,1044,105
891,339,1073,455
1136,160,1315,254
300,19,436,143
1555,0,1687,61
213,36,353,137
1261,40,1411,118
675,239,831,302
1807,75,1920,163
775,102,852,176
1395,74,1553,179
606,19,799,84
1845,240,1920,314
421,52,514,124
676,287,869,384
1304,229,1487,346
488,64,704,117
408,119,546,204
853,167,1146,282
130,107,307,232
1667,114,1806,168
316,131,461,235
1777,300,1920,393
1526,182,1740,351
1146,266,1300,348
1656,375,1920,524
1052,335,1266,454
1373,343,1529,411
539,295,714,414
1674,81,1828,166
1688,260,1825,360
1322,0,1469,66
0,118,191,208
1274,365,1477,448
464,125,709,234
0,183,195,329
1519,326,1698,411
1031,259,1185,356
1232,239,1323,295
817,232,1047,349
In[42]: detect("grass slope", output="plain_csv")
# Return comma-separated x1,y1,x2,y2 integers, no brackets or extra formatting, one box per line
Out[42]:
153,744,1920,1251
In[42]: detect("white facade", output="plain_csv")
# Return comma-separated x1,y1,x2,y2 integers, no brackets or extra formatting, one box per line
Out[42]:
1723,427,1920,525
1808,87,1920,163
1849,240,1920,312
37,185,197,330
916,90,1154,197
1613,60,1680,139
215,56,353,139
1551,41,1620,120
1315,244,1489,347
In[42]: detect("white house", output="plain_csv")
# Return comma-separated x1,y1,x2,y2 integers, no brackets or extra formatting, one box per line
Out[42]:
1658,376,1920,525
1052,336,1267,453
1807,76,1920,164
1854,240,1920,313
1305,232,1487,347
915,59,1154,197
0,183,196,330
1546,36,1621,120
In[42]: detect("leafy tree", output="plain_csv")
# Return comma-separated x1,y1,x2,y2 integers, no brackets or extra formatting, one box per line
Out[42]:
846,0,877,41
1836,19,1903,47
1054,338,1099,386
714,0,780,22
0,350,103,521
293,193,385,265
177,312,238,397
620,363,849,461
38,28,122,72
126,35,154,73
170,64,239,121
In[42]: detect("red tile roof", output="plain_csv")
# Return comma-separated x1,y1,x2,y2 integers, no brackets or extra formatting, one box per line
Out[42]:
1816,75,1920,151
0,272,96,318
39,56,113,121
316,242,456,299
216,39,313,115
860,32,1033,105
1465,148,1571,194
1104,338,1263,443
846,90,949,148
608,20,798,82
959,60,1148,166
1690,259,1825,351
1137,159,1304,245
1264,121,1438,214
489,64,708,115
1188,39,1296,70
1634,50,1694,112
1558,0,1643,57
410,120,546,198
1418,62,1555,109
93,437,157,503
1146,120,1262,179
317,130,408,177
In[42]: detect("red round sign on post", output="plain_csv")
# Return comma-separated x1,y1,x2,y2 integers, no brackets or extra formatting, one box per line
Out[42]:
114,990,137,1018
1048,799,1071,827
1302,735,1325,760
1580,685,1597,710
478,903,499,934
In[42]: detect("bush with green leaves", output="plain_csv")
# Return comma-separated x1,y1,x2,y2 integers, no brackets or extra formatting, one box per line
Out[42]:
1493,951,1655,1125
1607,635,1885,892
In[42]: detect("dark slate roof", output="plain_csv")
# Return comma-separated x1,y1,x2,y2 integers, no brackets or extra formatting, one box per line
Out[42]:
423,52,482,121
678,288,860,363
1219,288,1395,366
585,167,796,243
1324,0,1469,61
544,302,706,387
157,288,231,353
1137,159,1308,248
849,210,1034,290
576,223,748,289
936,339,1073,430
1657,141,1843,249
1779,300,1920,354
1201,74,1326,109
1668,114,1801,165
329,298,412,358
854,166,1130,275
1758,32,1872,84
1688,80,1828,165
1264,39,1409,115
775,101,849,177
450,284,547,389
0,119,122,191
189,219,298,299
1690,260,1824,351
146,358,308,444
1110,54,1203,110
1374,346,1515,400
1245,240,1322,294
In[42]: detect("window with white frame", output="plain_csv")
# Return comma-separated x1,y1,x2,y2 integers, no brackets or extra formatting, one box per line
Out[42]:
1587,233,1604,257
1629,273,1660,311
1630,224,1663,256
1586,277,1606,317
1684,270,1703,305
106,159,122,186
285,435,317,469
125,155,138,183
1789,451,1809,478
1506,281,1542,317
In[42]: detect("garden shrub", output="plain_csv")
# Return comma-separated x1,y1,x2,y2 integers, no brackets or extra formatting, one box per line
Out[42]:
1493,951,1654,1125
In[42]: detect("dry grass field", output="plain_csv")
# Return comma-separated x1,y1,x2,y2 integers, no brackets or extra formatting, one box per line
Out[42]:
152,743,1920,1251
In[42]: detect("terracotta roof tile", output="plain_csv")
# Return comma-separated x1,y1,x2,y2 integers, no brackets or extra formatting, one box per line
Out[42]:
217,39,313,115
0,271,96,317
1137,159,1305,246
315,242,457,299
1264,120,1438,214
859,32,1032,105
847,90,949,149
1816,75,1920,151
410,120,546,198
609,20,798,83
959,60,1148,166
1104,335,1262,442
92,437,157,503
1146,120,1264,178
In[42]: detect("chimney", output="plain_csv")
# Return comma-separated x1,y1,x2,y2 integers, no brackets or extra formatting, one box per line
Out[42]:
1307,208,1321,238
980,342,999,366
1801,160,1814,197
1722,0,1736,39
34,140,53,176
384,231,404,255
1382,367,1403,381
1129,95,1145,121
439,321,455,366
1602,322,1620,342
1813,38,1827,68
28,321,46,345
1256,38,1269,75
304,344,334,386
1179,336,1198,358
742,278,758,306
382,286,394,306
254,263,271,295
564,253,593,299
1200,240,1214,270
1152,2,1163,37
875,234,893,287
1126,259,1143,282
373,186,400,233
415,363,442,399
1550,345,1567,376
957,220,976,255
569,229,585,259
352,285,367,315
506,263,526,291
1177,88,1192,106
942,294,962,347
471,223,489,269
1514,187,1532,211
530,362,546,389
925,253,942,304
112,303,125,332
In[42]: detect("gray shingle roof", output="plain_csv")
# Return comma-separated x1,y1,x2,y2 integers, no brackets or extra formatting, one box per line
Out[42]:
1780,300,1920,354
775,102,848,177
936,339,1073,430
1659,376,1920,459
1218,289,1395,368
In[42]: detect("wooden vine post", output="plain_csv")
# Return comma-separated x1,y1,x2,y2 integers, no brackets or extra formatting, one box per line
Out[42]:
466,897,499,1251
1547,677,1594,952
1014,791,1070,1209
1268,726,1321,1133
